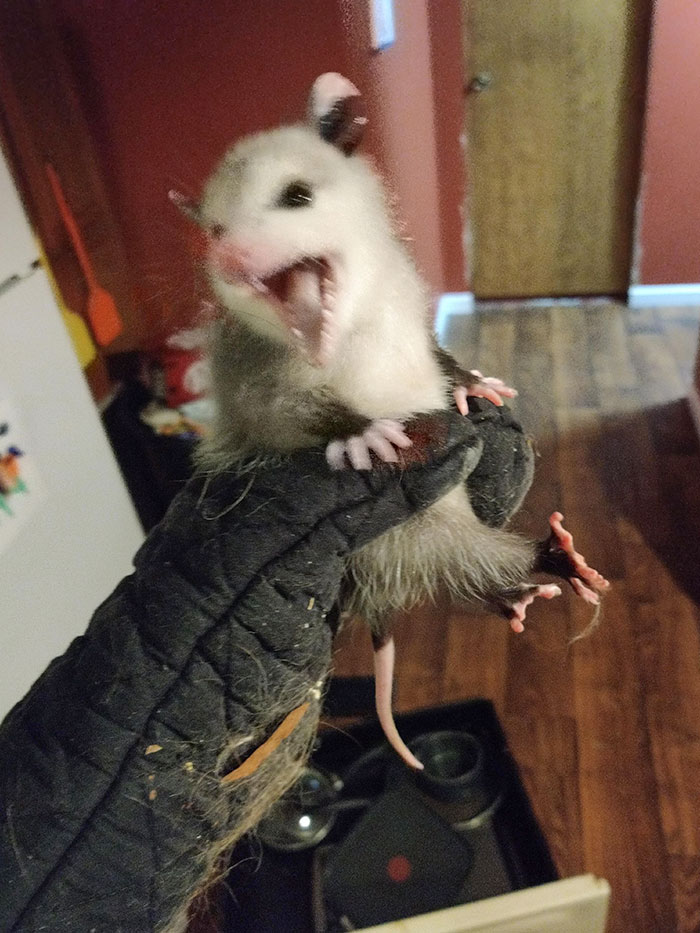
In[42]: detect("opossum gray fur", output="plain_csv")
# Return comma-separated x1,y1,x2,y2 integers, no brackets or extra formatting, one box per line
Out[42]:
175,73,609,770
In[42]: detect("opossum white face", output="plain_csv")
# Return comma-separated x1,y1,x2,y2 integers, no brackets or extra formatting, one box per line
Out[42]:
198,78,389,367
200,128,389,366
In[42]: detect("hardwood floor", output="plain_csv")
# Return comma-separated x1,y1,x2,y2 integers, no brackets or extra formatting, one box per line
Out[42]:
332,301,700,933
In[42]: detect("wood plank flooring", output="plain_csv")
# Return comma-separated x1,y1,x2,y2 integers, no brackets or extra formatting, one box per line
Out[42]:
331,301,700,933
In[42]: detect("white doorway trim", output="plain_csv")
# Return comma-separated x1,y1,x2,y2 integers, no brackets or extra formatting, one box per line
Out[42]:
435,292,475,343
628,283,700,307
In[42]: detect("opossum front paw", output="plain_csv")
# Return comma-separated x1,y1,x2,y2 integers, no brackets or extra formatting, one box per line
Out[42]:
325,419,412,471
542,511,610,603
454,371,518,413
500,583,562,634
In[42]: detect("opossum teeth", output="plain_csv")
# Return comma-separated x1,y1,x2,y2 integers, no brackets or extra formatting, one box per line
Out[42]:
316,304,338,367
249,274,268,293
318,307,335,362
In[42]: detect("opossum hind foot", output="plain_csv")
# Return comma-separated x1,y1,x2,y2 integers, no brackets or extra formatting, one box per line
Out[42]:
541,511,610,605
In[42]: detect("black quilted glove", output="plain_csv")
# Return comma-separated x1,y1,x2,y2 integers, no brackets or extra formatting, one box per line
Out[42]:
0,410,491,933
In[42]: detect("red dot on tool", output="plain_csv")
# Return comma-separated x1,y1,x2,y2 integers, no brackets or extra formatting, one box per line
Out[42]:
386,854,412,883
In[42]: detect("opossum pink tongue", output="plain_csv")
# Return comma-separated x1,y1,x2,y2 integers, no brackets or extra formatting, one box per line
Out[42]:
266,259,335,366
373,636,424,771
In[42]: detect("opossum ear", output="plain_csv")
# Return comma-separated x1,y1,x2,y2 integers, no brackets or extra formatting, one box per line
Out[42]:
307,73,367,155
168,189,202,224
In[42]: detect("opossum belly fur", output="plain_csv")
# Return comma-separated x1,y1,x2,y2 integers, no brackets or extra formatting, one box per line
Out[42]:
343,484,538,631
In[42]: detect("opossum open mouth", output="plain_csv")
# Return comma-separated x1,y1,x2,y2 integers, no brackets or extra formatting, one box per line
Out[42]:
239,258,337,367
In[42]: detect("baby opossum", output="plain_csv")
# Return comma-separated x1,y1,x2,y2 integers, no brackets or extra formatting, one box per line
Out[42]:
172,73,609,770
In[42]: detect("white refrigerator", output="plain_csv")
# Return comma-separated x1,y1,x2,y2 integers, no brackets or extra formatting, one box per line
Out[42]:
0,147,144,720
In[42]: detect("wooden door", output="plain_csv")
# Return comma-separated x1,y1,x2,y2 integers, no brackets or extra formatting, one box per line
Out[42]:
463,0,652,298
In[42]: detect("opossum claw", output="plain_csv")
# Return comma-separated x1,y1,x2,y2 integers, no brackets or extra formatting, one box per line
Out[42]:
547,511,610,599
373,635,424,770
505,583,562,633
570,576,602,605
326,419,412,471
479,375,518,398
454,372,518,413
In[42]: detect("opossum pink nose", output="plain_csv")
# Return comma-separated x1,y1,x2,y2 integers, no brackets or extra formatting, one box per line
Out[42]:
209,240,256,280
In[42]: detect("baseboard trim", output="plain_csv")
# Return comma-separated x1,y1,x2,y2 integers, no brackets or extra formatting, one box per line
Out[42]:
628,283,700,308
435,291,475,342
688,384,700,445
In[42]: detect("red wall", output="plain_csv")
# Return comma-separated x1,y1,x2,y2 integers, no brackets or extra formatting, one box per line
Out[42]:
341,1,444,294
340,0,467,294
57,0,352,341
637,0,700,285
50,1,700,325
55,1,467,344
427,2,469,294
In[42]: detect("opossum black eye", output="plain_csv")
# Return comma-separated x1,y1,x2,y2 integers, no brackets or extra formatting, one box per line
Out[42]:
277,181,313,208
209,223,226,240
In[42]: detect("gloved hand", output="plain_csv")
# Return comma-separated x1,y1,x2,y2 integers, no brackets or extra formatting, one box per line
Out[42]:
0,410,487,933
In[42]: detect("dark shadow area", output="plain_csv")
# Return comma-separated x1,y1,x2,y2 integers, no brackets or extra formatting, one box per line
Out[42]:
594,398,700,604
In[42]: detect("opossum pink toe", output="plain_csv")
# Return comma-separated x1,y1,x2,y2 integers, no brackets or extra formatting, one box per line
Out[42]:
326,421,413,473
364,428,399,463
480,376,518,398
571,578,600,604
464,383,504,407
549,512,574,550
454,386,469,415
575,562,610,588
347,436,373,471
461,373,516,408
325,440,347,470
508,584,562,632
549,512,609,595
481,387,505,407
375,420,412,449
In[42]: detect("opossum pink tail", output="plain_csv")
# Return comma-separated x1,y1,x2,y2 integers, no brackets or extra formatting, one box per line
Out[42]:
373,636,424,771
